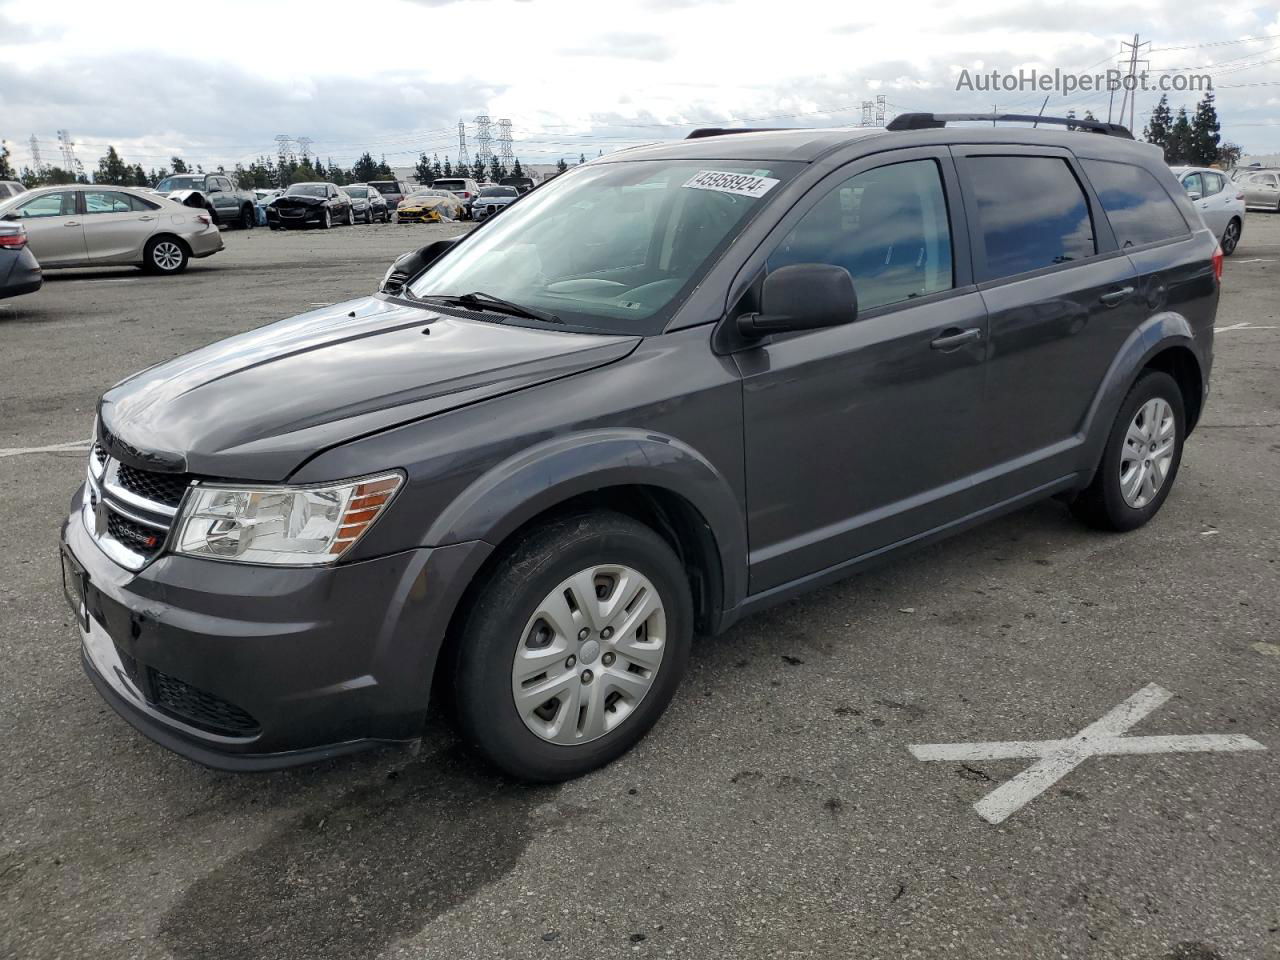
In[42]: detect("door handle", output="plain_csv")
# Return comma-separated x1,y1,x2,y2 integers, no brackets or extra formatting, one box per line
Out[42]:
64,220,80,227
138,215,156,222
1099,286,1135,307
930,327,983,350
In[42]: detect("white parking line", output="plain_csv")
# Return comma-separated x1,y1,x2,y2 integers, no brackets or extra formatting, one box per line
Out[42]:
72,278,137,284
1231,258,1276,264
0,439,92,458
910,684,1265,824
1218,322,1278,332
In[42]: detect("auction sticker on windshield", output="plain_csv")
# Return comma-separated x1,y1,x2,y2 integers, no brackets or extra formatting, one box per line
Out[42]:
683,170,779,198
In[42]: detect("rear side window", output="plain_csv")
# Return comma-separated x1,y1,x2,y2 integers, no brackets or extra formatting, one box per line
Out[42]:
964,155,1095,281
767,158,953,311
1203,172,1225,196
1082,159,1189,248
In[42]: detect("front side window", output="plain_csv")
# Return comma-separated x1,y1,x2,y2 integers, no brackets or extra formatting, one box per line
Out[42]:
155,176,203,192
16,192,76,218
410,159,800,333
84,191,134,214
965,155,1095,281
767,158,953,312
1181,172,1204,196
1082,159,1189,248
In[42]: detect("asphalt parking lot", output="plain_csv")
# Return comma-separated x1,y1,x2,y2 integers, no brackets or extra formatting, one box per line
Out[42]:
1,217,1277,960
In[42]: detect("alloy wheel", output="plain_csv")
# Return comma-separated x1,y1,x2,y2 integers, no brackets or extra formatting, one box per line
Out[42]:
152,241,183,272
1119,397,1175,508
511,564,667,745
1222,221,1240,255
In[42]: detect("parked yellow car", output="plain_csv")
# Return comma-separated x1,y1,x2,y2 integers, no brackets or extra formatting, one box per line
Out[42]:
395,190,465,223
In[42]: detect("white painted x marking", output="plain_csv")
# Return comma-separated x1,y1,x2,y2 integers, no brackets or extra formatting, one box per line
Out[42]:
910,684,1265,824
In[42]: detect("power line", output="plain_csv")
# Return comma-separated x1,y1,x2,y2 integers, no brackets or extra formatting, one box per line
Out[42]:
1150,32,1280,52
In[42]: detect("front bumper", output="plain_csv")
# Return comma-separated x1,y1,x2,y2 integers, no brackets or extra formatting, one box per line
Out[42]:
266,207,324,228
395,210,443,223
61,483,492,770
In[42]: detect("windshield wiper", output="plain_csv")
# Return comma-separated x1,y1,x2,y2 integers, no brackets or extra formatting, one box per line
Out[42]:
420,291,561,324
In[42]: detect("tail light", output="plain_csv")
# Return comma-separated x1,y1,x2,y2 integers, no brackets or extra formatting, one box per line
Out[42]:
196,214,212,226
1212,244,1224,283
1236,193,1245,201
462,192,472,199
0,229,26,249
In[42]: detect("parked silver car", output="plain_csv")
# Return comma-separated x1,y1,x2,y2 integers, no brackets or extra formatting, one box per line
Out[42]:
471,185,521,221
1238,169,1280,212
0,185,224,274
1170,166,1246,255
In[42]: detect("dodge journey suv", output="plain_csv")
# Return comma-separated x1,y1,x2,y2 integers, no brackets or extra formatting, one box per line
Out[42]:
62,113,1219,781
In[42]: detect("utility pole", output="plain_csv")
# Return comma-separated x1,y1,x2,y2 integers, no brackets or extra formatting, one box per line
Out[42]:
274,134,292,188
29,134,45,174
1113,34,1149,130
457,119,470,168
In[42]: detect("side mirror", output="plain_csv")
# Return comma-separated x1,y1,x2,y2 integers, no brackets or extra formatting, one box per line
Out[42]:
738,263,858,338
380,238,461,295
1,212,18,221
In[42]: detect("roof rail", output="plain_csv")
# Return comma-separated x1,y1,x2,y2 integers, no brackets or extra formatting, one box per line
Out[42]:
886,112,1133,139
685,127,783,139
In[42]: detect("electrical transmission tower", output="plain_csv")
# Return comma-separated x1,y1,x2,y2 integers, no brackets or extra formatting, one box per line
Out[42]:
457,119,470,167
1111,33,1150,131
474,115,493,165
296,136,313,160
875,95,886,126
29,134,45,173
274,134,293,187
497,119,514,168
57,130,78,171
860,102,874,127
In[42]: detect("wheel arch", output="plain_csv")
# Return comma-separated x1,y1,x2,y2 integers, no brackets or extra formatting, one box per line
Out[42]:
424,430,747,637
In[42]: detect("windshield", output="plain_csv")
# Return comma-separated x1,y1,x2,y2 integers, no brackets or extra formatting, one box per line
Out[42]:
286,184,328,198
156,176,203,192
410,159,799,333
344,186,369,197
480,186,518,197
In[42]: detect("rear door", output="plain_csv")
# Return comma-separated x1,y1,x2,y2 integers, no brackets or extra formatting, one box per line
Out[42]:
1245,172,1279,209
83,190,158,263
1199,171,1230,238
738,147,989,592
11,190,87,266
954,147,1144,502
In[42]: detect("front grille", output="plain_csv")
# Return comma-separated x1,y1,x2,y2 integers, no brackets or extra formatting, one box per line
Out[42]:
149,668,260,736
116,463,191,508
106,512,164,557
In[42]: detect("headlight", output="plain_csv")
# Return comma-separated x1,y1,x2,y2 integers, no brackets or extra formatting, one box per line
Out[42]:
174,472,402,566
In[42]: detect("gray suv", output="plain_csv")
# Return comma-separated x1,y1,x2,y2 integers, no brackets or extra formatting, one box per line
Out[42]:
61,114,1220,781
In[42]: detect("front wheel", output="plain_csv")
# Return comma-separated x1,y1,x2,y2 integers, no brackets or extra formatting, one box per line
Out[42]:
453,512,693,782
240,205,255,229
319,208,331,229
1221,218,1241,255
345,205,355,226
1070,370,1185,532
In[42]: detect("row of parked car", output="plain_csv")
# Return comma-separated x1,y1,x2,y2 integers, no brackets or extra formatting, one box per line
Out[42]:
246,178,527,229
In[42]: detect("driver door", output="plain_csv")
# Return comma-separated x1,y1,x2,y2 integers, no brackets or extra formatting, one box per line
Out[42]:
13,190,88,266
736,148,990,593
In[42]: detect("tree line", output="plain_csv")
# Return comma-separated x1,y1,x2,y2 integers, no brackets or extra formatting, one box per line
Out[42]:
1142,93,1240,168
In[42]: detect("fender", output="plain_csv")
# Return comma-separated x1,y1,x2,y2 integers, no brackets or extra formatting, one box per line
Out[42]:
1076,310,1206,476
424,428,749,616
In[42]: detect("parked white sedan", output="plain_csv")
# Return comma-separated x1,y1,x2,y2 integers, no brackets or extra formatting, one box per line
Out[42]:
0,184,224,274
1170,166,1246,256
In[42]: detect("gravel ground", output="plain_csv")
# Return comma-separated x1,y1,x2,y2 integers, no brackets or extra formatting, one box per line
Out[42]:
1,216,1277,960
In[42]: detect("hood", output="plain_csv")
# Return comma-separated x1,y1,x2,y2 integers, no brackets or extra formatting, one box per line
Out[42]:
272,195,326,207
98,296,640,481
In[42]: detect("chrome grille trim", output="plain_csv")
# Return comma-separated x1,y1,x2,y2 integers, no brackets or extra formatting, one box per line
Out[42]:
83,447,185,571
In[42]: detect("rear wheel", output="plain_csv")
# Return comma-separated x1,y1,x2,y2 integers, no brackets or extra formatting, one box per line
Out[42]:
1222,218,1241,256
1071,370,1185,532
143,236,189,275
453,512,693,782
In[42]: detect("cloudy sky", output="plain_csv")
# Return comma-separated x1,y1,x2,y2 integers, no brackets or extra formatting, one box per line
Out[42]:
2,0,1278,175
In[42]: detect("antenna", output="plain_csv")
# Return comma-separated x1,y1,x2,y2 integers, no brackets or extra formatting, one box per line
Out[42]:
474,114,493,165
497,118,514,168
457,119,470,167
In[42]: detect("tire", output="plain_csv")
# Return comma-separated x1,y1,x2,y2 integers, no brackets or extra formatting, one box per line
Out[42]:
1070,370,1185,532
345,205,355,226
1221,217,1241,256
453,511,693,782
319,208,331,230
143,236,189,275
364,207,373,224
269,224,280,231
240,205,255,230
